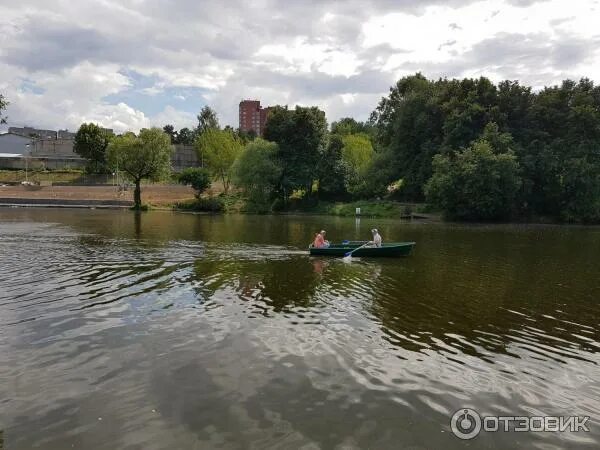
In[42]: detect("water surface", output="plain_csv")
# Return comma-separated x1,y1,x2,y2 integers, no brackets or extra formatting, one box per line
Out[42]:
0,209,599,449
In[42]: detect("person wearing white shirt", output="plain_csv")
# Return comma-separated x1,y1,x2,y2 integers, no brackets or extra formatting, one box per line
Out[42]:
369,228,382,247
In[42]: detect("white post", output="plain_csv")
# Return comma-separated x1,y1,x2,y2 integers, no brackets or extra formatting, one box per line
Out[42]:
25,143,31,182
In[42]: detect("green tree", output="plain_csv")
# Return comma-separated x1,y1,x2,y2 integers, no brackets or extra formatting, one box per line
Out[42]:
263,105,327,200
176,127,195,145
73,123,113,173
318,134,348,199
560,156,600,223
195,128,242,193
341,133,374,196
196,106,219,135
107,128,173,209
331,117,374,138
233,139,282,209
178,167,211,197
0,94,8,124
163,125,178,144
425,140,521,221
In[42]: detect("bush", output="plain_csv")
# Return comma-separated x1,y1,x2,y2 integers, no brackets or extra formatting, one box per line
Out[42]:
178,167,211,197
176,197,224,212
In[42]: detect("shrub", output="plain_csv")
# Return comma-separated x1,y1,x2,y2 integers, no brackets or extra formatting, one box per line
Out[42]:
178,167,211,197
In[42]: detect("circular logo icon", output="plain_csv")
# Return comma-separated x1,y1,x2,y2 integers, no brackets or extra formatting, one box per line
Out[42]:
451,408,482,440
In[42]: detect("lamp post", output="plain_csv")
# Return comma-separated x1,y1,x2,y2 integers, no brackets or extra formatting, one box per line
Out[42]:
24,143,31,183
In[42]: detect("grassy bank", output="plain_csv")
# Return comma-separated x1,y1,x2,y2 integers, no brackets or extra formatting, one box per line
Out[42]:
304,200,423,218
174,195,435,219
0,169,84,184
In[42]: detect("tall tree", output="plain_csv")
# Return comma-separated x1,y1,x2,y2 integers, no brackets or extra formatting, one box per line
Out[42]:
0,94,8,124
341,134,374,196
196,106,220,135
317,134,347,199
233,139,282,208
73,123,113,173
162,124,178,144
331,117,374,138
176,127,195,145
107,128,173,209
425,140,521,221
195,128,242,193
263,105,327,200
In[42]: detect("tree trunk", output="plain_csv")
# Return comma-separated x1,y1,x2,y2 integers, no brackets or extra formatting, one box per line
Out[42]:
222,174,228,194
134,179,142,209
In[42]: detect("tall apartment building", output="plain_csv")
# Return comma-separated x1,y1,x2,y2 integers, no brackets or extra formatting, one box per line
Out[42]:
239,100,272,136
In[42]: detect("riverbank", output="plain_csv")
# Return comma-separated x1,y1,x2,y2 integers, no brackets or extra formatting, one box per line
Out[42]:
0,184,196,208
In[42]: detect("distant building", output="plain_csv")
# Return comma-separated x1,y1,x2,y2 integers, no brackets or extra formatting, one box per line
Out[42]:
239,100,273,136
8,126,113,140
9,126,57,139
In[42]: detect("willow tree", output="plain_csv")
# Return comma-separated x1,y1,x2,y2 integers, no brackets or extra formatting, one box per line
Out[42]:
195,128,242,193
107,128,173,209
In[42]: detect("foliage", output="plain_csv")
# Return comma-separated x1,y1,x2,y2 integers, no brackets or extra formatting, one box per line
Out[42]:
331,117,374,138
73,123,113,173
107,128,173,209
341,134,374,197
176,127,195,145
175,197,225,212
238,128,257,143
196,106,219,134
195,128,242,193
178,167,211,197
367,73,600,222
263,105,327,200
232,139,282,210
0,94,8,124
163,125,177,144
425,140,521,221
317,134,348,199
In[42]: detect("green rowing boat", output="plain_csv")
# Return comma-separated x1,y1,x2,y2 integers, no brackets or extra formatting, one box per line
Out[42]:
309,242,416,257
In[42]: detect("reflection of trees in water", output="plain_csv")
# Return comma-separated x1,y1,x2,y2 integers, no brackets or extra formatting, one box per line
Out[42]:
366,230,600,361
192,258,321,313
191,257,383,314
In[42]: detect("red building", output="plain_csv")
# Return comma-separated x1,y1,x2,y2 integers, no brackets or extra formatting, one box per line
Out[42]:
239,100,272,136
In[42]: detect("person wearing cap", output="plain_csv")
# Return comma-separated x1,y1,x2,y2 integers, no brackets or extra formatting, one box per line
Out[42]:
313,230,330,248
369,228,382,247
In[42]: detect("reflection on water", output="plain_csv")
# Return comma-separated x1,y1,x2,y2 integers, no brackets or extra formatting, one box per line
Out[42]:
0,208,599,449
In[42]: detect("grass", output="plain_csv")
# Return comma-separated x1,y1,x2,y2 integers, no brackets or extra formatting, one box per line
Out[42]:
287,199,427,218
0,169,84,184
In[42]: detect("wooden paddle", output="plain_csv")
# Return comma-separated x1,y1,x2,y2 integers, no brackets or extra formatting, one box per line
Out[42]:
343,242,370,260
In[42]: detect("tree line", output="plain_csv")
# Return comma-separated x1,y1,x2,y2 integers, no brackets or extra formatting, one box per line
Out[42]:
6,72,598,221
368,74,600,223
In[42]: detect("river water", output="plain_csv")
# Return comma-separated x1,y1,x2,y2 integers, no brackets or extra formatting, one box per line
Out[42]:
0,208,599,449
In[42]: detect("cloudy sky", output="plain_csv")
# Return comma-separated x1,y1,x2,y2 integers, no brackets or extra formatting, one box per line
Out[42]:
0,0,599,133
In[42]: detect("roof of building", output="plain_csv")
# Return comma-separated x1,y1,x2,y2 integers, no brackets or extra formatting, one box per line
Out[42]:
0,132,35,139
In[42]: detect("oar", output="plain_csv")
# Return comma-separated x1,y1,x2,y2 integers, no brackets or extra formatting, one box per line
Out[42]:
343,242,369,260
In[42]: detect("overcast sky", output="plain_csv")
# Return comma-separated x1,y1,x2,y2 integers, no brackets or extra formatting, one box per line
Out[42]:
1,0,599,133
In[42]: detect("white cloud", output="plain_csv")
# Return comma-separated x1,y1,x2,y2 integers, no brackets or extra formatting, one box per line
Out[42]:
1,0,599,132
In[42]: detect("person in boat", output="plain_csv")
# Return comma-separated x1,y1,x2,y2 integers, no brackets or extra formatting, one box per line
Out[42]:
368,228,382,247
313,230,330,248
